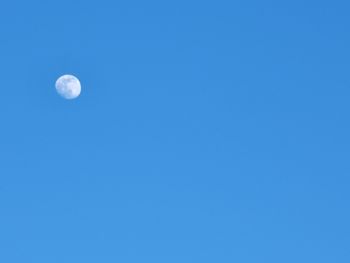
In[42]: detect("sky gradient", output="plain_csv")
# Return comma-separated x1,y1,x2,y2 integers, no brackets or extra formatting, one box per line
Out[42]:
0,0,349,262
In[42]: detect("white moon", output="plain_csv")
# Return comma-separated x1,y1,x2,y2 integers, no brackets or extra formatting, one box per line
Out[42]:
55,75,81,99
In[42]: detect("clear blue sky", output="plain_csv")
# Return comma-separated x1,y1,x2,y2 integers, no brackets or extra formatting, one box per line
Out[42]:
0,0,349,262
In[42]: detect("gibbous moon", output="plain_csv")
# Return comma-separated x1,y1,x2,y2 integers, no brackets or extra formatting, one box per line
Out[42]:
55,75,81,99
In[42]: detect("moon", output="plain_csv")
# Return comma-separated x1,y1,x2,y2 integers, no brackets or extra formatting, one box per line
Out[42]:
55,75,81,99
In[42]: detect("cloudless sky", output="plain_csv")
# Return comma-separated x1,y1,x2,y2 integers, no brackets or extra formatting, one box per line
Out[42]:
0,0,349,262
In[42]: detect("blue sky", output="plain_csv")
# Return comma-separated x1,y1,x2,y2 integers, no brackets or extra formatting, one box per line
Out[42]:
0,0,349,262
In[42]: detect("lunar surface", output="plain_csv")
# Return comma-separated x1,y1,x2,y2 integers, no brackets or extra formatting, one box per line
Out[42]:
55,75,81,99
